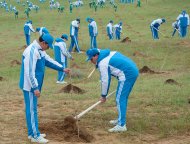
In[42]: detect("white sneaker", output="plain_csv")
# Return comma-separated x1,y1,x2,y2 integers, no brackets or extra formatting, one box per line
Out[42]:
78,51,83,54
56,81,67,84
108,124,127,133
28,133,46,140
109,119,118,125
31,136,49,143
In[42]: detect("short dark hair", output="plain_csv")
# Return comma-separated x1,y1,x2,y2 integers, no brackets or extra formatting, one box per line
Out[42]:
39,35,48,44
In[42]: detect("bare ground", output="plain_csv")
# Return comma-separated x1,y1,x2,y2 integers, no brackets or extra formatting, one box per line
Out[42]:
0,88,190,144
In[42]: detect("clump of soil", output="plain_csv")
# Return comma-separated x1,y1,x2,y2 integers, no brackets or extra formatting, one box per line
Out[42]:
0,76,4,81
59,84,85,94
10,60,21,67
121,37,131,43
165,79,180,85
39,116,94,143
133,51,147,57
139,66,164,74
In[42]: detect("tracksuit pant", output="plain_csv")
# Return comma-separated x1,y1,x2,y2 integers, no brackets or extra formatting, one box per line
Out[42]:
116,73,139,126
25,34,30,46
69,35,81,53
57,60,67,82
150,26,159,39
23,90,40,138
90,36,97,48
180,26,188,37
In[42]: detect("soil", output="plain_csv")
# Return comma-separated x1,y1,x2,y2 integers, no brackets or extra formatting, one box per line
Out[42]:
39,116,94,143
165,79,180,85
139,66,164,74
121,37,132,43
59,84,85,94
0,76,4,81
10,60,21,67
133,51,147,57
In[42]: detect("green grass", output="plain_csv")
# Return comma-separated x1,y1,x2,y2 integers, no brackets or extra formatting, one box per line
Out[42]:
0,0,190,143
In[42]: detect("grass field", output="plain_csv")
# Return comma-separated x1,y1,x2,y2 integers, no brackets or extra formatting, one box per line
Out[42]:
0,0,190,143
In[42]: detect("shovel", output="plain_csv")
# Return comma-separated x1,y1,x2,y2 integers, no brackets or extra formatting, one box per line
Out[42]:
153,26,169,38
74,90,116,119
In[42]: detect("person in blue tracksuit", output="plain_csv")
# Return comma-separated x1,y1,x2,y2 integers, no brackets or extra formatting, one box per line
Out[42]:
176,10,189,38
106,20,114,40
54,34,73,84
114,22,122,40
24,20,35,46
19,34,70,143
69,18,83,53
86,17,98,48
86,48,139,132
150,18,166,39
36,27,49,36
172,20,180,37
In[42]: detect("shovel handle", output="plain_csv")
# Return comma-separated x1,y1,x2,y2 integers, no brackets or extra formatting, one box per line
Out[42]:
74,90,116,119
87,68,96,79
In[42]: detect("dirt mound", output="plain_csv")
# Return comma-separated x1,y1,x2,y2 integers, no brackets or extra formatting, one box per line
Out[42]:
0,76,4,81
121,37,131,43
139,66,164,74
39,116,94,143
10,60,21,67
165,79,180,85
133,51,147,57
59,84,85,94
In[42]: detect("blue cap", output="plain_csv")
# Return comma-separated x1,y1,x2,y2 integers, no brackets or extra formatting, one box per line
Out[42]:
36,27,40,32
42,34,54,49
119,22,122,25
61,34,68,40
182,10,186,15
86,48,99,61
110,20,113,23
86,17,92,22
162,18,166,23
28,20,32,24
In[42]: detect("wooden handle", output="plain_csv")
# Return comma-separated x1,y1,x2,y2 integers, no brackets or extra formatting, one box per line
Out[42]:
74,90,116,119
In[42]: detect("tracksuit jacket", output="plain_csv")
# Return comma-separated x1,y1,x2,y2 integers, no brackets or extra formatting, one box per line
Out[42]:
96,49,139,126
54,38,72,81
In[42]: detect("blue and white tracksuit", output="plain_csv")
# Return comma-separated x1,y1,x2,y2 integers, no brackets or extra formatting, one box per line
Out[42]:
38,27,49,36
96,49,139,126
24,22,35,46
172,21,180,37
54,38,72,82
19,40,64,138
106,23,113,40
177,12,189,38
150,19,163,39
69,20,81,53
114,24,122,40
88,20,98,48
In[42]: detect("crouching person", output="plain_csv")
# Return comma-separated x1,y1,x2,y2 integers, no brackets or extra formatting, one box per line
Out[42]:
86,48,139,132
